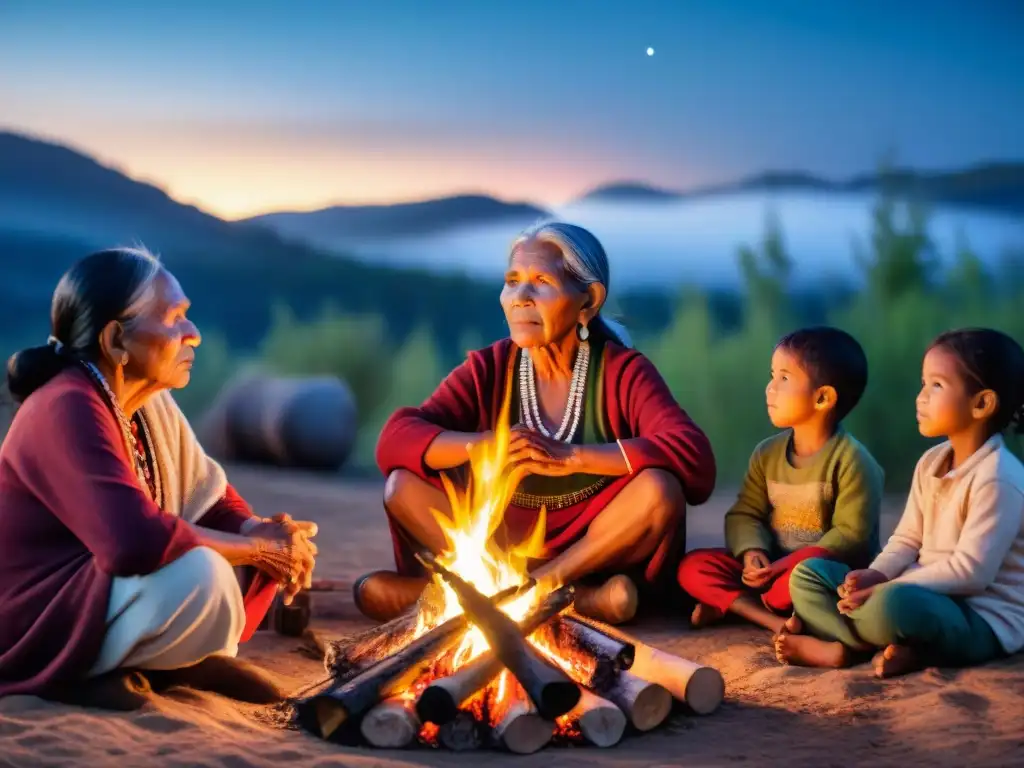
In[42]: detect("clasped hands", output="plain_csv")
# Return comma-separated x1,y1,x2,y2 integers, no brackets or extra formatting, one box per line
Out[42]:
739,554,891,615
836,568,889,614
740,549,778,589
248,513,318,605
472,426,583,485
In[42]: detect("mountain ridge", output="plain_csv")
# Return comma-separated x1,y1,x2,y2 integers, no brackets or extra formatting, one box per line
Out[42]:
242,194,550,241
578,162,1024,215
0,130,514,357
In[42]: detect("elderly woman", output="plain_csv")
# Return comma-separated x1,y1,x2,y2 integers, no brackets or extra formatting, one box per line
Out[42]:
357,222,716,625
0,248,317,709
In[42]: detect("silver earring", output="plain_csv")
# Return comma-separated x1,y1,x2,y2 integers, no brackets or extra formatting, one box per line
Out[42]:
120,352,129,367
577,323,590,342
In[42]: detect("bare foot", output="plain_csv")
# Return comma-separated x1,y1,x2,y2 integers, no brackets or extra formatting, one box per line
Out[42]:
573,575,639,625
690,602,726,628
872,644,923,678
774,628,849,668
781,613,803,634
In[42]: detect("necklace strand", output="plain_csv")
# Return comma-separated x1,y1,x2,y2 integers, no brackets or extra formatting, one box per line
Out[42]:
519,341,590,442
80,361,161,505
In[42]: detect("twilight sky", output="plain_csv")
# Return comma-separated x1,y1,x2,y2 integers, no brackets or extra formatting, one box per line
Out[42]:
1,0,1022,219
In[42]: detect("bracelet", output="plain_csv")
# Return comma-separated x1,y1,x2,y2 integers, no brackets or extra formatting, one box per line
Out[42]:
616,439,634,475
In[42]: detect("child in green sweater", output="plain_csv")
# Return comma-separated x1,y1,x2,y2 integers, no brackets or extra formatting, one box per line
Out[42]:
678,327,885,633
776,328,1024,677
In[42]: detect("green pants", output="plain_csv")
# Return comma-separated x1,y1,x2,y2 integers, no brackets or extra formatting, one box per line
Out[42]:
789,558,1003,666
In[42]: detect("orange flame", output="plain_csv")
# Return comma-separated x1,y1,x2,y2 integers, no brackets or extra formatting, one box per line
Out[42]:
414,383,548,664
408,378,597,730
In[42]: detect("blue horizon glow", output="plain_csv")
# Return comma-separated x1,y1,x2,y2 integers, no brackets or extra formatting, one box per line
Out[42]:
1,0,1021,218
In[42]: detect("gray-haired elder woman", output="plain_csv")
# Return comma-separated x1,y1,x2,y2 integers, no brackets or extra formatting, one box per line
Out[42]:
360,222,717,625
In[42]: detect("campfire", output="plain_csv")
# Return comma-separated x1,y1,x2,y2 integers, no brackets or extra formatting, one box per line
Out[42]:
294,398,725,753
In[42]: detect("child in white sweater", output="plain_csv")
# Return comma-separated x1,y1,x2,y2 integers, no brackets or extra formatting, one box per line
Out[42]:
774,328,1024,677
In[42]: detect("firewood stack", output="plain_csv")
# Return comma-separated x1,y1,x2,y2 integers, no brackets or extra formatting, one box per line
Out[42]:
293,554,725,753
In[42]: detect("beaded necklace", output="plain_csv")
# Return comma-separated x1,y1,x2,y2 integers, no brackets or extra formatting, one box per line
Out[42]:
518,341,590,443
80,361,163,507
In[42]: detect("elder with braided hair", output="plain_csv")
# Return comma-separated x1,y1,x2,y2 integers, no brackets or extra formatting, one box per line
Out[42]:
0,248,317,708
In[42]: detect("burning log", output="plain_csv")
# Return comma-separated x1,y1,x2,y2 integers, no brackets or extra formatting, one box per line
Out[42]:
416,552,581,721
323,611,419,679
360,696,420,748
563,688,627,748
551,617,633,690
567,614,725,715
604,671,672,732
491,684,554,755
297,581,533,740
416,584,575,725
436,711,484,751
296,619,460,740
563,613,635,669
323,580,532,680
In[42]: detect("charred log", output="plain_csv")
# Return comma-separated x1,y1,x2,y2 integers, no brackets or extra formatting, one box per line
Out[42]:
416,584,575,725
567,617,725,714
562,613,635,670
416,552,580,721
437,711,485,751
323,580,532,681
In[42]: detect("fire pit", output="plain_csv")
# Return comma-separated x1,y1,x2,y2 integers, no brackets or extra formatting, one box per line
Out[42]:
293,401,725,753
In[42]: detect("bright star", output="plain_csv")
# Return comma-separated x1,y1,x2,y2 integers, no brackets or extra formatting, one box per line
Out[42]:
646,47,655,56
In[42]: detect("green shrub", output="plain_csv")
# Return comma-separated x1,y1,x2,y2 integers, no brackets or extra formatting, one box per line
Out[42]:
238,189,1023,486
9,187,1019,489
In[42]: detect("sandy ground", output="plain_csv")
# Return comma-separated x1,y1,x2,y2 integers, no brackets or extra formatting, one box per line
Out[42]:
2,466,1023,768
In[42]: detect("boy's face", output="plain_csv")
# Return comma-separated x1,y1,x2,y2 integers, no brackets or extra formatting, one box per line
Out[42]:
766,347,826,428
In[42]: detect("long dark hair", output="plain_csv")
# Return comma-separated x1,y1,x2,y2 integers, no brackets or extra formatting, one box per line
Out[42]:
928,328,1024,435
6,247,162,403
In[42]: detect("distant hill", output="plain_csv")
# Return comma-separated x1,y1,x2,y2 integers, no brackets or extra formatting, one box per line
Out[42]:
243,195,550,249
0,131,511,357
575,163,1024,216
577,183,683,203
842,163,1024,215
0,132,275,259
2,127,1020,368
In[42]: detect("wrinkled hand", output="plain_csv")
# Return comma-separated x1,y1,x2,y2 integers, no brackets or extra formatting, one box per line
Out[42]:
249,512,318,544
250,513,318,604
248,538,315,602
741,549,774,589
837,568,888,599
504,425,582,483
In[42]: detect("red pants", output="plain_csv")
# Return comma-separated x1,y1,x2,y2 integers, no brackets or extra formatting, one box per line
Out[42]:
677,546,831,613
240,571,280,642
